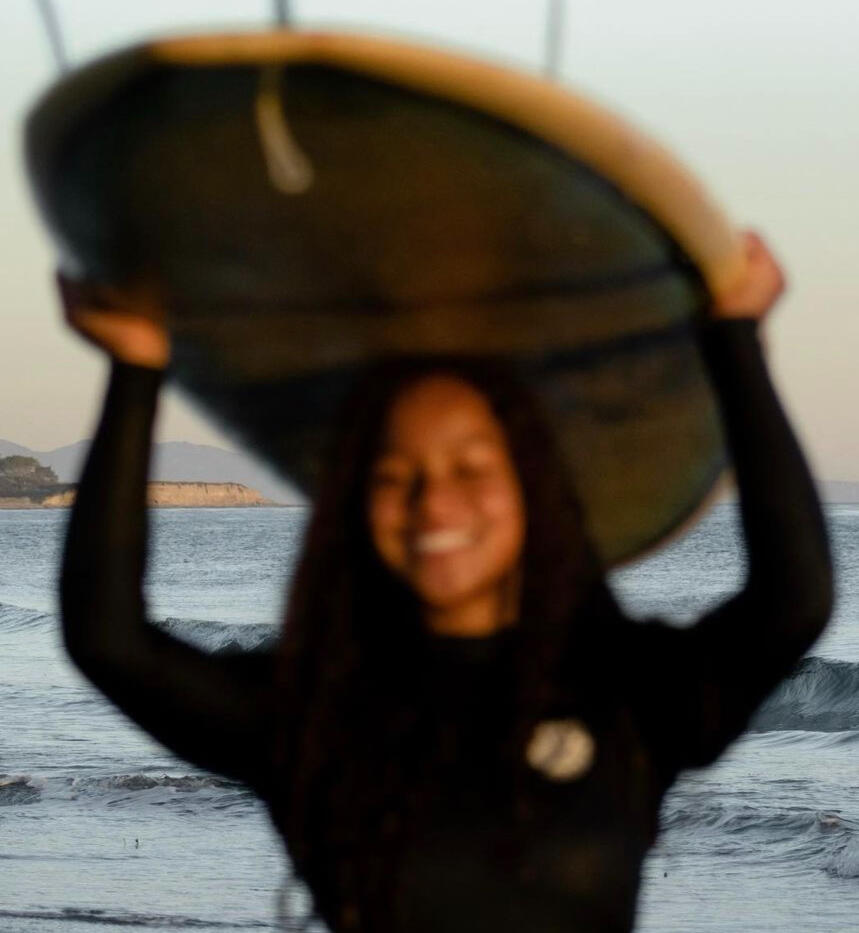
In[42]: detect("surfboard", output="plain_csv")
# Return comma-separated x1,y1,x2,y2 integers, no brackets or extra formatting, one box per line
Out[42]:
24,30,744,565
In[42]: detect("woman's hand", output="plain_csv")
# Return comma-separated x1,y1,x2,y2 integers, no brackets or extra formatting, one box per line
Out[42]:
57,272,170,370
710,231,786,321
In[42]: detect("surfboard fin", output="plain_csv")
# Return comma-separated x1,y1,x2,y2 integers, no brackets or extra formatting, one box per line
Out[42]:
254,65,314,195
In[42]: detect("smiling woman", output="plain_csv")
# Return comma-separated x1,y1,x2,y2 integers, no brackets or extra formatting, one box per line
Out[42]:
26,26,833,933
57,242,833,932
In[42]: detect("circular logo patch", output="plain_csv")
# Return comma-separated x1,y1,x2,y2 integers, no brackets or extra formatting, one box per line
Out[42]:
525,718,595,781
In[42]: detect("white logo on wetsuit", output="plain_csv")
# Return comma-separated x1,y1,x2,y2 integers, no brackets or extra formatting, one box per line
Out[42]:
526,718,595,781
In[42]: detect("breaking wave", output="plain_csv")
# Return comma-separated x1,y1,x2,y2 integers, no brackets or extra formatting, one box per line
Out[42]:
659,796,859,877
68,772,243,794
0,771,254,810
0,600,52,632
662,798,858,838
751,656,859,733
157,616,278,654
0,599,278,653
0,775,43,806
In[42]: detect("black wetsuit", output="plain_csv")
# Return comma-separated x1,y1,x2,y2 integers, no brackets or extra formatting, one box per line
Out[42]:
60,319,832,933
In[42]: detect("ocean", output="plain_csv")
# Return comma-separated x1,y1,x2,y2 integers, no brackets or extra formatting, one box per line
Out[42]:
1,503,858,932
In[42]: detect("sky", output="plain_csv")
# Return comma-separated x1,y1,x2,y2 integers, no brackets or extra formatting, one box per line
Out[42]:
1,1,858,478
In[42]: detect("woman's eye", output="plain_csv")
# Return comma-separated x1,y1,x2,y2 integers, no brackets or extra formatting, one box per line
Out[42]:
371,469,410,488
457,460,492,478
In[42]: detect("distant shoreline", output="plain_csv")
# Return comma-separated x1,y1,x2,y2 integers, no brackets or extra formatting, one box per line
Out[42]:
0,501,302,510
0,481,290,510
0,438,301,505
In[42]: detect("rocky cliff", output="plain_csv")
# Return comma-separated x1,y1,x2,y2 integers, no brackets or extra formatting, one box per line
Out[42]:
0,455,275,509
36,482,272,508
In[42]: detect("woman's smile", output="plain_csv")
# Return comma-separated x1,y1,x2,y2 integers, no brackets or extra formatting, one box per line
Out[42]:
410,527,477,556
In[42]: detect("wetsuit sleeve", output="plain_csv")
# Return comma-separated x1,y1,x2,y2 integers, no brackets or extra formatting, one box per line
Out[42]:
628,317,833,774
60,361,278,797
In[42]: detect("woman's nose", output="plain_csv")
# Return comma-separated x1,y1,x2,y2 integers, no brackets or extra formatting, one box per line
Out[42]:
408,474,463,521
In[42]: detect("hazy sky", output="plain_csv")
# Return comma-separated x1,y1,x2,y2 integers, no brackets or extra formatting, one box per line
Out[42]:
2,1,858,479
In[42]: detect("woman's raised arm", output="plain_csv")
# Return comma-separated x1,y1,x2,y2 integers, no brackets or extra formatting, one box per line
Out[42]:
626,234,833,773
59,279,278,797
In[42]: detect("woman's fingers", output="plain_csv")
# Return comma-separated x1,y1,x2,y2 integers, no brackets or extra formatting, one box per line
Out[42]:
67,309,171,369
710,231,786,321
57,272,170,370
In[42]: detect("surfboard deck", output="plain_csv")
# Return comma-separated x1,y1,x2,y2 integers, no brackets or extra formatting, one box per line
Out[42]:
25,30,742,565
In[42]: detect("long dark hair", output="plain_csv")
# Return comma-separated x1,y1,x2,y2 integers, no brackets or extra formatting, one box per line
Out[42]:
271,355,615,931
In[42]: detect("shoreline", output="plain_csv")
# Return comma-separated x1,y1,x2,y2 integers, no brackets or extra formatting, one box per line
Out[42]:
0,498,306,511
0,480,297,510
0,501,299,510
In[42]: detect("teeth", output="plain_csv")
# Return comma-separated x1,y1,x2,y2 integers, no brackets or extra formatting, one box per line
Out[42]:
412,529,474,554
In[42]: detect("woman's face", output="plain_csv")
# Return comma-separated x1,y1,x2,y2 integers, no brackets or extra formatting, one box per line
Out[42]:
367,374,526,630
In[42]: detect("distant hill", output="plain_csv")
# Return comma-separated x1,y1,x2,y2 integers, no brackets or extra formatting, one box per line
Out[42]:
0,439,304,505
